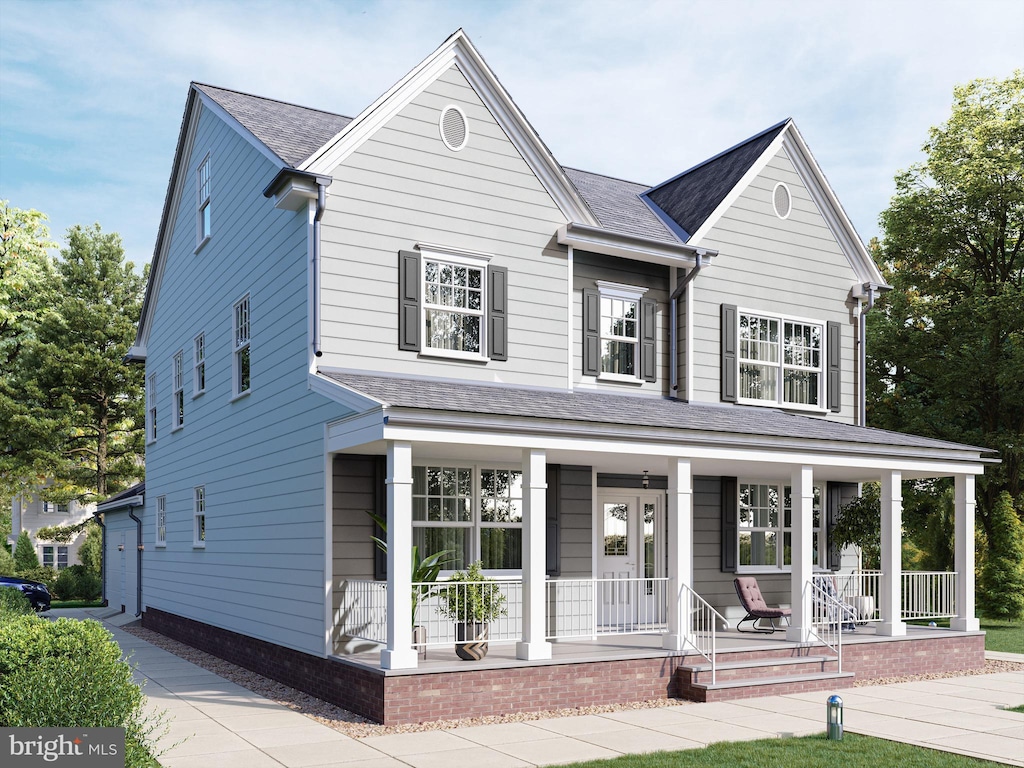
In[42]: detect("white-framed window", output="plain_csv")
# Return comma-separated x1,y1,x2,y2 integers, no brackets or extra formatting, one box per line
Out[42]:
596,281,647,381
193,486,206,548
232,294,251,397
737,482,823,572
42,502,69,514
412,464,524,573
146,373,157,443
193,332,205,396
156,496,167,547
738,310,823,409
421,248,489,359
42,545,69,570
196,154,211,248
172,351,184,430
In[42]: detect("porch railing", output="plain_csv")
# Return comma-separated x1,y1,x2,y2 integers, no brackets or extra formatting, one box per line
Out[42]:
545,577,669,639
830,570,881,622
412,579,524,648
808,577,842,673
902,571,958,620
337,579,388,645
680,582,727,685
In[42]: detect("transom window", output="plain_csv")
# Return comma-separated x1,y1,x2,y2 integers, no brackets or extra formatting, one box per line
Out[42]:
193,333,206,395
197,155,211,247
233,295,251,397
738,482,822,571
423,256,485,357
172,351,184,429
738,311,823,407
412,465,523,572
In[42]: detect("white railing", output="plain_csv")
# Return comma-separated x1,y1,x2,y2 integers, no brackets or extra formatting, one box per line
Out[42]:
902,571,957,619
412,579,523,648
680,582,727,685
546,578,669,638
831,570,881,622
808,578,842,673
337,579,388,644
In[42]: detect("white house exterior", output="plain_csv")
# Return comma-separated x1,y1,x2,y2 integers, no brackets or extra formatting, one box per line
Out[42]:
9,493,93,571
123,30,991,723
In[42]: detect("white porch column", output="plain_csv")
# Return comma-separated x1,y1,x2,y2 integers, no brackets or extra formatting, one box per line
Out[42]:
517,448,552,660
951,473,980,631
878,469,907,636
663,458,692,651
786,465,814,643
380,441,417,670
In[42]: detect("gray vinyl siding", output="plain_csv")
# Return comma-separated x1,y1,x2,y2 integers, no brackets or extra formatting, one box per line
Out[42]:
556,465,594,577
572,251,670,395
319,64,569,388
331,455,377,582
690,147,859,423
142,103,352,656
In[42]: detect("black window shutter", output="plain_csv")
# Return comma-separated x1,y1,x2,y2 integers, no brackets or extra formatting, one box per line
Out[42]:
373,455,387,580
488,266,508,361
583,288,600,376
827,320,841,413
721,304,737,402
641,297,657,382
545,464,561,577
826,481,857,571
721,476,737,572
398,250,421,351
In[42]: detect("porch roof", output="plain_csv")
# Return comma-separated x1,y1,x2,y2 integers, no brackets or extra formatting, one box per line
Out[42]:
319,371,993,459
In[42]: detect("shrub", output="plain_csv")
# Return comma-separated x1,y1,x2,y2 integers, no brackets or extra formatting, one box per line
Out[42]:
54,564,103,601
16,565,58,593
978,492,1024,620
0,546,16,576
0,586,32,616
78,520,102,574
0,615,166,766
13,530,39,570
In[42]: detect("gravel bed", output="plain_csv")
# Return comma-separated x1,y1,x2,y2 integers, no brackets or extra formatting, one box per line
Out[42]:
120,624,1022,738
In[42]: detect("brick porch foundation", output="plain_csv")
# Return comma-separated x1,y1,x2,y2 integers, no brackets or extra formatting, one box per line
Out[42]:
141,608,986,725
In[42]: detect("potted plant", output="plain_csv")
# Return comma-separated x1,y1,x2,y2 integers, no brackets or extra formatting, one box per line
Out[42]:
437,560,507,660
368,512,453,656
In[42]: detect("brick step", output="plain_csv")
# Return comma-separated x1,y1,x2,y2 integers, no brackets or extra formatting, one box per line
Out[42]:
684,671,855,703
683,655,838,684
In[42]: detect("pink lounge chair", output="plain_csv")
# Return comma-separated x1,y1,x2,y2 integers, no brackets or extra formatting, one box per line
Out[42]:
733,576,792,633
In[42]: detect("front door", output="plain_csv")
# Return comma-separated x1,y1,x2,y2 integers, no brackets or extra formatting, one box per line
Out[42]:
596,492,664,627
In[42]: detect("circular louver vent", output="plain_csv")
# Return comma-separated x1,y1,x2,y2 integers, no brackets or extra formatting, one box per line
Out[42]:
773,182,792,219
440,105,468,151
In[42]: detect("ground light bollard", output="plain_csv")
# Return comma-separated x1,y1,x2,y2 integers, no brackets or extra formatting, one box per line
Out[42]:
826,695,844,740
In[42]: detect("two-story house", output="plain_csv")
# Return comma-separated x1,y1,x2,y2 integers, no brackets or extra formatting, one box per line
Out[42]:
9,493,93,571
108,30,991,724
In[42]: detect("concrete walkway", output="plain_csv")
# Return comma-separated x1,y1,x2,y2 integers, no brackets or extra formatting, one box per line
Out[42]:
61,610,1024,767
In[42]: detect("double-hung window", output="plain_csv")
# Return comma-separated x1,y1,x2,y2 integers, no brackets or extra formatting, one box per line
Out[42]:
196,154,211,248
42,545,69,570
193,486,206,548
738,482,822,571
146,373,157,442
411,465,524,573
172,351,184,430
583,282,656,383
233,295,251,397
738,311,823,408
193,333,205,396
423,253,486,358
156,496,167,547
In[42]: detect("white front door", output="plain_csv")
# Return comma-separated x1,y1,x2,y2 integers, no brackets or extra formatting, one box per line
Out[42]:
597,492,664,627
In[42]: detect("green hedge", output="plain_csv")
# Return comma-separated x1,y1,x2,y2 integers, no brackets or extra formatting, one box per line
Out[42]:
54,565,103,601
0,586,33,616
0,615,166,766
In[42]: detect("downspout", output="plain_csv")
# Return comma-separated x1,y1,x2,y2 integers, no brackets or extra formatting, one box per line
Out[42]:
92,511,107,607
313,182,327,359
128,509,143,617
858,284,877,427
670,250,707,399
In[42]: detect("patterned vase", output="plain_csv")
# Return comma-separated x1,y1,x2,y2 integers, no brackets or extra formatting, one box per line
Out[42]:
454,622,489,660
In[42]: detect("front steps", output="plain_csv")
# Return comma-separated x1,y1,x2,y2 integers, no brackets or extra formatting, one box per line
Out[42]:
677,647,854,702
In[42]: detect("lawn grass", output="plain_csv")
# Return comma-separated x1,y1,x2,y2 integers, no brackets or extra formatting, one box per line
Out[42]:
50,599,105,609
907,616,1023,654
560,733,1004,768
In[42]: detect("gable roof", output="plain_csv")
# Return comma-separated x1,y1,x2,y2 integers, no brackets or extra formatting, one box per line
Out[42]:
643,120,789,240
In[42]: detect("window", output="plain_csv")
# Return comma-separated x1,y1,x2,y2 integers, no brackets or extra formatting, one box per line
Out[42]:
738,311,823,408
583,282,656,382
233,295,250,397
412,465,524,572
42,502,69,514
423,255,485,357
146,373,157,442
42,545,69,570
738,482,822,571
196,154,211,247
193,333,205,395
193,486,206,547
156,496,166,547
172,351,184,429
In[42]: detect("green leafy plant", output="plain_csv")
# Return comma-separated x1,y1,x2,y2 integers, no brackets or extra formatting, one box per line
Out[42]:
0,546,16,576
54,564,102,601
367,511,454,627
15,565,58,593
0,586,33,616
12,530,39,571
437,561,507,624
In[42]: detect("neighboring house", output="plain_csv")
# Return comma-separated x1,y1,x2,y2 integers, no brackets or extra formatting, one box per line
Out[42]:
113,30,992,724
9,493,93,570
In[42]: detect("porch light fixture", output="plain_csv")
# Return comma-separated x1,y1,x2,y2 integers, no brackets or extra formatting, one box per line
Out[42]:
826,694,843,740
642,470,649,489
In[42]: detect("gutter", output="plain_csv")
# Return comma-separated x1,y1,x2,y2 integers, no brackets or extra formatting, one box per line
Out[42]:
313,182,327,358
670,251,708,399
128,509,143,617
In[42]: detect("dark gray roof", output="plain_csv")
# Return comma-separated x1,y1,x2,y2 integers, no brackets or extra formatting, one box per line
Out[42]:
644,120,790,239
194,83,353,167
97,482,145,511
563,168,678,244
321,371,988,455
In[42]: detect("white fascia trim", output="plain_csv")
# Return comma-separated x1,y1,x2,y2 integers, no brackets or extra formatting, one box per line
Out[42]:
96,495,145,514
687,124,791,245
195,90,286,168
557,222,706,267
300,30,595,226
326,410,388,453
308,371,384,412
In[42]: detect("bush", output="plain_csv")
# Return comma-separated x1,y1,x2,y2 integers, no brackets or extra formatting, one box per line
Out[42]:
13,530,39,570
15,565,58,593
978,492,1024,620
0,546,16,576
54,564,103,601
0,586,32,616
78,520,102,574
0,615,166,766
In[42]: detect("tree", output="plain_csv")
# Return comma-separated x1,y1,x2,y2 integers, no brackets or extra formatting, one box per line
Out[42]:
977,491,1024,619
76,522,102,575
12,531,39,571
869,72,1024,543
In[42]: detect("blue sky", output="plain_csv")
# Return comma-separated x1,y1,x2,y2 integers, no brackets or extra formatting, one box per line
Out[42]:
1,0,1021,267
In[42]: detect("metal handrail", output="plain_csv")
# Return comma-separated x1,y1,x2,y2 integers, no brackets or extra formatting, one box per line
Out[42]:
808,578,843,673
679,582,728,685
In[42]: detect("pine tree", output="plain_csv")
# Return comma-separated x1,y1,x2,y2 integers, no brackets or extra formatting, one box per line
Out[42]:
978,492,1024,620
13,530,39,571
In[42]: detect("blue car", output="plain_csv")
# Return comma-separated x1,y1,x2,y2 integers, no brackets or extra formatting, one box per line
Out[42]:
0,576,51,612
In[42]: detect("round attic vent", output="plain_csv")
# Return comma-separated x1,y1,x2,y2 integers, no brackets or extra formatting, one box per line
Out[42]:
773,182,792,219
440,105,468,151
